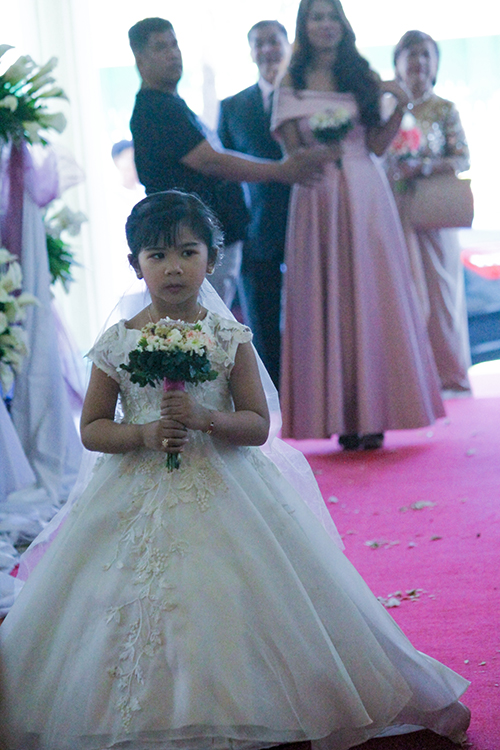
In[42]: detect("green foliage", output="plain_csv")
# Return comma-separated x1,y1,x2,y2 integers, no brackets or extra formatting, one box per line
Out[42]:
45,234,77,291
121,348,218,388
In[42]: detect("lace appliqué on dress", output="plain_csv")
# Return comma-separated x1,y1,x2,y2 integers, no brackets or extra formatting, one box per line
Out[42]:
87,313,247,730
103,444,228,729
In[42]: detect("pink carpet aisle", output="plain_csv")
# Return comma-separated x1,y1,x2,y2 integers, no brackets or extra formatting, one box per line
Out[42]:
287,365,500,750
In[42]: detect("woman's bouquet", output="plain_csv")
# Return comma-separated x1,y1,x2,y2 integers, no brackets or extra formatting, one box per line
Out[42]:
309,107,354,168
0,249,38,396
389,112,424,191
120,318,218,471
391,112,423,159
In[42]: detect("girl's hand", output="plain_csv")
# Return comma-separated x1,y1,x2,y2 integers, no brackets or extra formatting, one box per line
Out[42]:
161,391,212,433
141,418,189,453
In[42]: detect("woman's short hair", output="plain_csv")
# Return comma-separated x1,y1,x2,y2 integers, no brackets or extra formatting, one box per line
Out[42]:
126,190,224,270
393,30,440,85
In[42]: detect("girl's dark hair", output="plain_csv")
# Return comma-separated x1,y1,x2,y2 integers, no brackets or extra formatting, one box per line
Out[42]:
126,190,224,269
393,30,440,86
288,0,381,128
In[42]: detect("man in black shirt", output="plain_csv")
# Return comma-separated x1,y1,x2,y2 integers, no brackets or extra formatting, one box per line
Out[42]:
129,17,325,307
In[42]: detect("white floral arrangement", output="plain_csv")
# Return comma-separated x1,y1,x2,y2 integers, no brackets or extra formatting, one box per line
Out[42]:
44,203,87,290
0,44,67,145
0,249,38,394
309,107,354,144
120,318,218,389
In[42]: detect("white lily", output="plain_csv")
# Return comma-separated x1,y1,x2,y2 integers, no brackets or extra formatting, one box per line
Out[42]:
0,44,14,60
17,292,39,311
37,85,67,101
37,111,66,133
22,120,42,143
0,249,17,265
25,74,56,97
0,95,18,112
25,56,58,84
0,361,15,394
2,55,35,87
48,205,87,237
4,299,23,323
0,261,23,293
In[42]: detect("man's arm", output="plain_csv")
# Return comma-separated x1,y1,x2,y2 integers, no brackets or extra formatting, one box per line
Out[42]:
181,138,324,186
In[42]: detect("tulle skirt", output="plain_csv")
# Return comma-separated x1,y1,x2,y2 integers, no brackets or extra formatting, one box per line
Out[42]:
0,440,468,749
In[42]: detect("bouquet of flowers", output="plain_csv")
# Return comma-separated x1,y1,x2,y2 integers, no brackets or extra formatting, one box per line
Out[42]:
389,111,425,192
120,317,218,471
391,112,423,160
44,204,86,290
0,45,67,145
309,107,354,168
0,249,38,396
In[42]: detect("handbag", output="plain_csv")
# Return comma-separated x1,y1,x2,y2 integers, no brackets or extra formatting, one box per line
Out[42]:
408,174,474,229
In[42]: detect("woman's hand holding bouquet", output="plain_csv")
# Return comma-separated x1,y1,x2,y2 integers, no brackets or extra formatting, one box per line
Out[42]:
309,107,354,168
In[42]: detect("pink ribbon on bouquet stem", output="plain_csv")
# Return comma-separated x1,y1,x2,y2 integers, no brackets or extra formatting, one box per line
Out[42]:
163,378,185,471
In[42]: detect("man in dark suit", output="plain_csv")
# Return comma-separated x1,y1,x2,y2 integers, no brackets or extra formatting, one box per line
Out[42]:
218,21,291,389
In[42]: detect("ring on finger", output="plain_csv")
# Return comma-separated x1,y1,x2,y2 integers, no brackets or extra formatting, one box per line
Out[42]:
162,438,169,448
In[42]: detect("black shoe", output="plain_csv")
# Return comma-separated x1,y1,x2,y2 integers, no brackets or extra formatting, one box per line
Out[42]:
361,433,384,450
338,434,361,451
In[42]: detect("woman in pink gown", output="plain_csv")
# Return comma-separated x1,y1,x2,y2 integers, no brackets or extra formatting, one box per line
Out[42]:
272,0,444,449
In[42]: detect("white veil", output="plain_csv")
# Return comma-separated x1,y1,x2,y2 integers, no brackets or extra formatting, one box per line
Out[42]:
17,279,342,585
199,280,343,548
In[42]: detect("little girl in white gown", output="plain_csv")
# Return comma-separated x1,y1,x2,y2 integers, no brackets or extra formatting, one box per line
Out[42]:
0,191,470,750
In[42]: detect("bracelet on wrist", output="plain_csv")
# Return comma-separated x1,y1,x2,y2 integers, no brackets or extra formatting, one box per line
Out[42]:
205,414,215,435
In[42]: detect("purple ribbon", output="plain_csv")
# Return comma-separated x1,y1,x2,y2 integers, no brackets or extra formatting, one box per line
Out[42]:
0,142,24,260
0,141,61,261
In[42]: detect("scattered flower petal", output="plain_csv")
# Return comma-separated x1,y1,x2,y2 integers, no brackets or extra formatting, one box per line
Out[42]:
400,500,435,512
327,496,339,504
430,535,442,541
378,588,425,608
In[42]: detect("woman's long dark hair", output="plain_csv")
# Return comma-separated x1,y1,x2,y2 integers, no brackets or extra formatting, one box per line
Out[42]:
288,0,381,128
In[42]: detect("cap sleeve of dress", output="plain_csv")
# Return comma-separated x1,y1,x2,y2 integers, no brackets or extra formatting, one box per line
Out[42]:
209,313,253,373
86,321,132,383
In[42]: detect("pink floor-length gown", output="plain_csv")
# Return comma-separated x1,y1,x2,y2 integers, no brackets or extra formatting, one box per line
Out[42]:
272,88,445,439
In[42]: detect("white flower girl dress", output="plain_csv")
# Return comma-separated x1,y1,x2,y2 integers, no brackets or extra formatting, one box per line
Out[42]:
0,294,469,749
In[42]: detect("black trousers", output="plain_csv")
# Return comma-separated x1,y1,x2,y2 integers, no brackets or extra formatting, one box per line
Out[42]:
239,259,284,390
